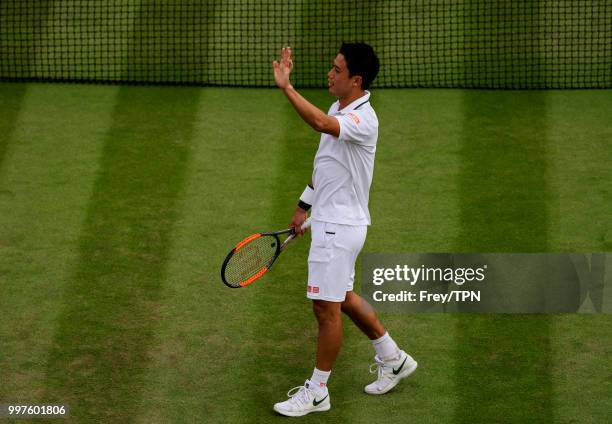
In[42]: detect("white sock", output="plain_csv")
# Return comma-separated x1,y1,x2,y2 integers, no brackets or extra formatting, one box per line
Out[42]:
309,368,331,391
372,332,401,361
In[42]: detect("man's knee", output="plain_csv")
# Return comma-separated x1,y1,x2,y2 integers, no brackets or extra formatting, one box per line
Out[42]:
341,291,376,317
341,291,359,314
313,300,341,325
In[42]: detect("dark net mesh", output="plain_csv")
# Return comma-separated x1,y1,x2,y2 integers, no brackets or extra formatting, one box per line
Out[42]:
223,235,277,287
1,1,611,88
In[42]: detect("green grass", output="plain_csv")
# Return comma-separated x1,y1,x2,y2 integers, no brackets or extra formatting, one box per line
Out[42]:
0,83,611,423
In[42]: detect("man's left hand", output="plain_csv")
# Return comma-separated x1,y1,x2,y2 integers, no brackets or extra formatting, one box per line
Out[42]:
273,47,294,89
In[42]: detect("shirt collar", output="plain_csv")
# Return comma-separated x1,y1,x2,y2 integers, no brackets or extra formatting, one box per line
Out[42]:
334,91,371,115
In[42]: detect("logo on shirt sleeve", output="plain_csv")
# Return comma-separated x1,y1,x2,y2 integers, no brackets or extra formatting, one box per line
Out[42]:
347,112,361,124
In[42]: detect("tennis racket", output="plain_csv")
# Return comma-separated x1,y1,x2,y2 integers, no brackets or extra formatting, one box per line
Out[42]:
221,218,311,288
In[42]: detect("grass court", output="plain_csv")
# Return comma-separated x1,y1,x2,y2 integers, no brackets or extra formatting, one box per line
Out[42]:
1,82,611,423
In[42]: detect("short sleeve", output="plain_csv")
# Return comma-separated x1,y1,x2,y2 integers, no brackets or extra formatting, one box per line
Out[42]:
337,110,377,146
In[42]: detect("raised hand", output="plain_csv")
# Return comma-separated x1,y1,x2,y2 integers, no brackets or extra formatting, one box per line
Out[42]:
273,47,294,89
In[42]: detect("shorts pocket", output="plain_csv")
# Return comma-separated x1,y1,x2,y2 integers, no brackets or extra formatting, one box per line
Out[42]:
308,222,336,263
323,223,338,247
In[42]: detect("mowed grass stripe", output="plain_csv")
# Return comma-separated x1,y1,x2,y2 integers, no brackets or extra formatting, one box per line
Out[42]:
546,91,612,423
0,84,27,172
41,1,210,417
1,0,51,172
240,90,323,422
130,88,305,424
43,85,200,422
546,91,612,252
455,91,552,423
353,89,465,423
0,83,116,404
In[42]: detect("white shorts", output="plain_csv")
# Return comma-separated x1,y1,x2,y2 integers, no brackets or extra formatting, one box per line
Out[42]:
307,219,367,302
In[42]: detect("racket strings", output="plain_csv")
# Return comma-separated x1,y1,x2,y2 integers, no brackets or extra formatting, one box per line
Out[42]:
225,235,278,286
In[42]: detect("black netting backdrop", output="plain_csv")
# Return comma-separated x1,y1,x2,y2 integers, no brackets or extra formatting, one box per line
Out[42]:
1,1,611,88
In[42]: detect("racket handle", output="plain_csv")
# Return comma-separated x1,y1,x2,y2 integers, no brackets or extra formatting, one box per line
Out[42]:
300,217,312,230
281,217,311,251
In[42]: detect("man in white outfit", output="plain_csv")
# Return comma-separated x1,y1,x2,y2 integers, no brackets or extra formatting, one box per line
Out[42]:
272,43,417,417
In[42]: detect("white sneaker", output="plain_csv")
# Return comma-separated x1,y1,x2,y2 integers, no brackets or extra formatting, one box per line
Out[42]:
273,380,331,417
365,350,417,395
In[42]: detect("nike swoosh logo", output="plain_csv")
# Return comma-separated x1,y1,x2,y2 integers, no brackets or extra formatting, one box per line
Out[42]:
393,357,407,375
313,394,328,406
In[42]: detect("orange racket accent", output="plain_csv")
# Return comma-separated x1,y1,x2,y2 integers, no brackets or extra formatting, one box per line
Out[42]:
234,233,262,252
240,267,268,286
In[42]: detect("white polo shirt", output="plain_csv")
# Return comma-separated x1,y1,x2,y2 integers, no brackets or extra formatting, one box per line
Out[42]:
311,91,378,226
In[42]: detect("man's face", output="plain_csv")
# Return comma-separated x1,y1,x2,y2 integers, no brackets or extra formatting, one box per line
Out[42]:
327,54,360,97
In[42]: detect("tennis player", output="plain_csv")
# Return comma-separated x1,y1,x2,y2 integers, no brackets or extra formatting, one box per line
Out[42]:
271,43,417,416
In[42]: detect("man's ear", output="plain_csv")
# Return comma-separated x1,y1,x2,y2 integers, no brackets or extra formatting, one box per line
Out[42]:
352,75,363,88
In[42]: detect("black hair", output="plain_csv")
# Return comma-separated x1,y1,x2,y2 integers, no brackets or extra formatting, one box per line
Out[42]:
339,42,380,90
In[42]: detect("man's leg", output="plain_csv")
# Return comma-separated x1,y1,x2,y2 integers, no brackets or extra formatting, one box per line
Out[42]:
273,299,339,417
313,299,343,370
341,290,385,340
341,290,418,395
